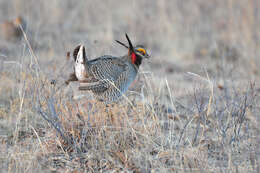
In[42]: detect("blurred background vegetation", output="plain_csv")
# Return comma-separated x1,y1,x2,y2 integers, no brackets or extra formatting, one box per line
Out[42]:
0,0,259,172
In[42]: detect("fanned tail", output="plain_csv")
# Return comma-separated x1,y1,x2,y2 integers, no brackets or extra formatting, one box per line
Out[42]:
73,45,88,63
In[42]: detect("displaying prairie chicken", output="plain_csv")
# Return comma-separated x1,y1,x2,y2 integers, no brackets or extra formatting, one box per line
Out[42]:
67,34,150,103
1,16,26,42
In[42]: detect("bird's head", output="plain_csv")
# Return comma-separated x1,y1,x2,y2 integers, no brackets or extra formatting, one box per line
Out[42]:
116,33,150,67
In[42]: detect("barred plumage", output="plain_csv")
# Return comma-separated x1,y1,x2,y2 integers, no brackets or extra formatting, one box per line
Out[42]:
80,56,138,103
68,34,150,103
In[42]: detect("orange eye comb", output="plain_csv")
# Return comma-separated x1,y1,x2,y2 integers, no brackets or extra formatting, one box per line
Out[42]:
137,48,146,55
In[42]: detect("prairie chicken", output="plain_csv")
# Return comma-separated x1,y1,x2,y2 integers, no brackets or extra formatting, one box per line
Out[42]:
68,34,150,103
1,16,26,42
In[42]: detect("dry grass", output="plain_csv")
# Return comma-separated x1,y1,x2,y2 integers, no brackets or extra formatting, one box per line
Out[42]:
0,0,260,172
1,62,258,172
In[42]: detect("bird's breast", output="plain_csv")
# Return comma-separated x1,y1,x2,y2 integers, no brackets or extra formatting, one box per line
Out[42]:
121,63,138,93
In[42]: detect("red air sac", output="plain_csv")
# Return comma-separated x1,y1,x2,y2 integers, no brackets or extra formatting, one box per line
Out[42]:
131,53,136,64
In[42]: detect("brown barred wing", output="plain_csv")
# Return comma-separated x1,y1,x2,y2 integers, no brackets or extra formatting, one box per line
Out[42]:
79,56,128,94
88,56,127,82
78,77,106,92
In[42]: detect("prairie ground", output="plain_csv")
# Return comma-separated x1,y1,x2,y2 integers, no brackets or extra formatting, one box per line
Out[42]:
0,0,259,172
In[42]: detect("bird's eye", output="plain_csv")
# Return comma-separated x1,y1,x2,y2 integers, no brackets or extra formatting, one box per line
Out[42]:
137,48,146,55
